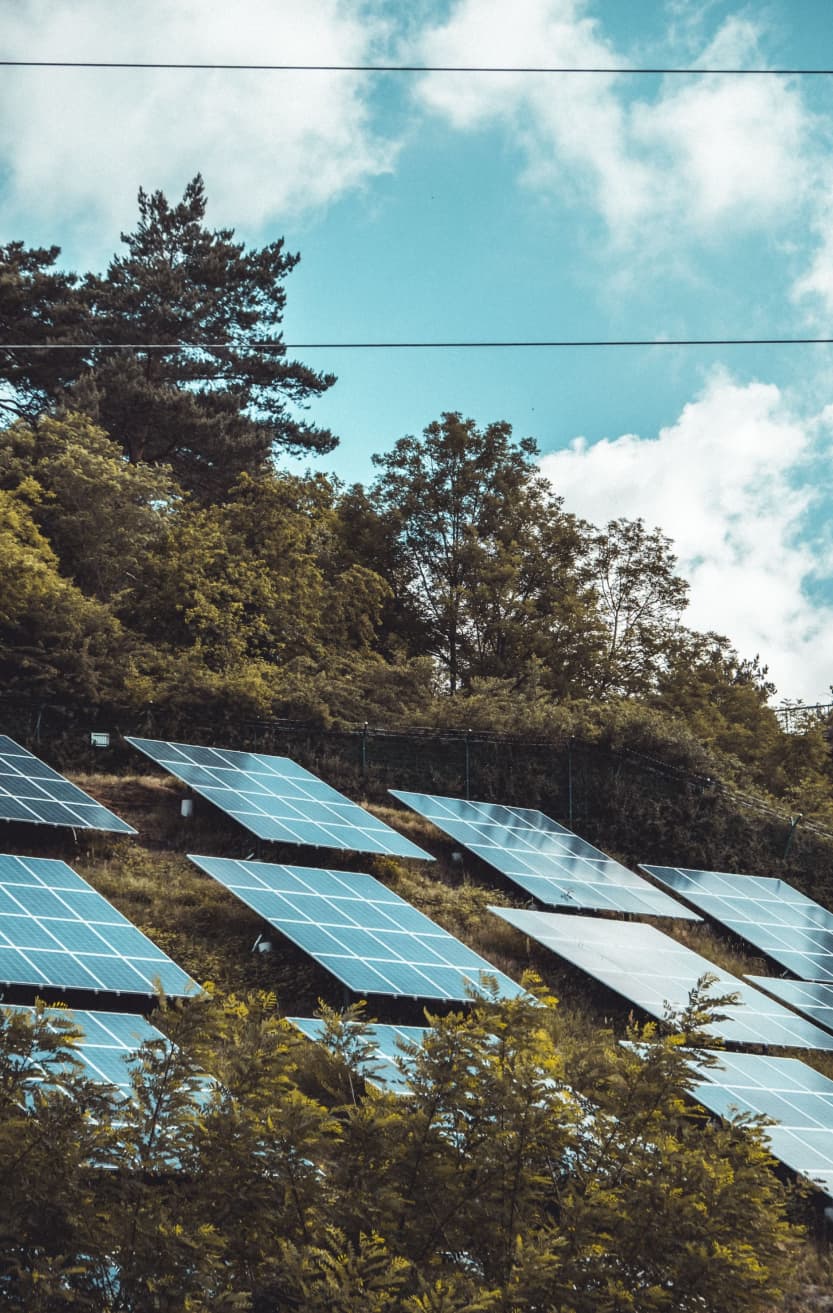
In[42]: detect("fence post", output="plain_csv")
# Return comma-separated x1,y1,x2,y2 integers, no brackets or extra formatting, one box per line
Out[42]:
783,813,802,859
361,721,368,774
567,737,574,826
464,729,471,800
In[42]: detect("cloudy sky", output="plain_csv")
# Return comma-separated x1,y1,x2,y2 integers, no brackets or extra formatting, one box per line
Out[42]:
3,0,833,702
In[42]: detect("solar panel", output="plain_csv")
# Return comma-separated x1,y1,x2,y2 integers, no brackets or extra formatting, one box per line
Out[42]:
288,1016,426,1092
690,1049,833,1195
126,737,430,859
0,853,197,997
746,977,833,1034
2,1004,165,1097
490,907,833,1049
641,865,833,981
389,791,698,919
0,734,135,833
189,854,525,1002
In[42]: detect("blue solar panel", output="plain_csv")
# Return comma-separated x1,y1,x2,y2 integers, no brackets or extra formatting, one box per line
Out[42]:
641,865,833,981
746,978,833,1034
490,907,833,1050
0,734,135,834
0,854,197,997
288,1016,426,1092
389,791,697,918
189,854,524,1002
2,1004,165,1097
690,1049,833,1195
126,737,430,859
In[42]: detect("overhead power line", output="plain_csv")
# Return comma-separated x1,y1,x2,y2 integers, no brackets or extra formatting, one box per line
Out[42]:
1,59,833,74
3,338,833,351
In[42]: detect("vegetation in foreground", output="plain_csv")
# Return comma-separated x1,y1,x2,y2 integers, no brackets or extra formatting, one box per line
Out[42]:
0,985,801,1313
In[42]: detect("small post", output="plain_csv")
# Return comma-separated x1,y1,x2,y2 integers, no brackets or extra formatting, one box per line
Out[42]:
567,737,574,827
783,814,803,860
361,721,368,774
464,729,471,800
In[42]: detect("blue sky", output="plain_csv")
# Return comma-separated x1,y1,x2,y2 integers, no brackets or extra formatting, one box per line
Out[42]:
3,0,833,702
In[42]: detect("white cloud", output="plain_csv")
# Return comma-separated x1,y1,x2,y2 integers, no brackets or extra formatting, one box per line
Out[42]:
539,372,833,702
0,0,398,253
414,0,815,244
793,171,833,316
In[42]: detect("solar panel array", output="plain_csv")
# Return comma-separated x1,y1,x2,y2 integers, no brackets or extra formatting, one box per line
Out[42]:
490,907,833,1050
3,1004,165,1096
690,1049,833,1195
0,854,196,996
288,1016,426,1092
189,855,524,1002
127,737,430,859
747,977,833,1034
390,791,697,919
0,734,135,834
641,865,833,981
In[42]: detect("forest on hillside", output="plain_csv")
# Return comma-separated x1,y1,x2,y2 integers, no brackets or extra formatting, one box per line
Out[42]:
1,177,832,822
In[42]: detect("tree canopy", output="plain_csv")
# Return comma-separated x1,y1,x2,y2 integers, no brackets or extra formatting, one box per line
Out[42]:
1,176,338,497
0,986,800,1312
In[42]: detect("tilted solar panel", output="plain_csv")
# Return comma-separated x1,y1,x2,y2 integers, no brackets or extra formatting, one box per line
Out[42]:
490,907,833,1050
189,854,524,1002
690,1049,833,1196
746,977,833,1034
0,853,197,997
126,737,430,860
288,1016,426,1092
0,734,135,834
2,1004,165,1097
389,790,697,919
641,865,833,982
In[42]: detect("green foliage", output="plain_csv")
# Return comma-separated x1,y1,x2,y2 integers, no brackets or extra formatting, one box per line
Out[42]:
0,482,128,700
366,412,599,695
0,989,800,1312
0,242,89,419
2,177,337,499
80,175,338,495
589,518,689,696
0,412,178,604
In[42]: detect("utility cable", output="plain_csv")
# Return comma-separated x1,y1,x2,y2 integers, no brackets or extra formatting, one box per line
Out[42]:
1,59,833,74
3,338,833,351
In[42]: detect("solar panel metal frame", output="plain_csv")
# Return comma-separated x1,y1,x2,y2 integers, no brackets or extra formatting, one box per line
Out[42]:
641,864,833,982
126,736,430,859
489,906,833,1050
389,790,699,919
2,1004,165,1097
189,854,525,1002
288,1016,426,1092
0,734,136,834
0,853,197,997
690,1048,833,1195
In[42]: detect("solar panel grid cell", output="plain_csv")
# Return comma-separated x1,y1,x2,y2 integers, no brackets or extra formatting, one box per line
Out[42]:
390,790,698,919
490,907,833,1050
642,865,833,982
0,854,196,996
0,736,135,833
189,854,524,1002
126,737,431,859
